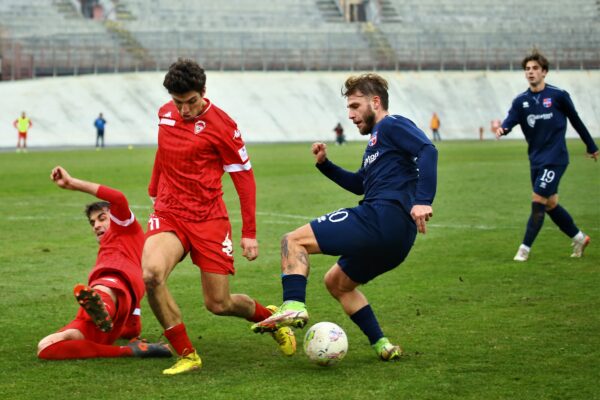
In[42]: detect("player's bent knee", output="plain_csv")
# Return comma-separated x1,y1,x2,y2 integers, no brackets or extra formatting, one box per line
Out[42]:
324,269,345,298
142,267,166,290
204,299,231,316
545,195,559,210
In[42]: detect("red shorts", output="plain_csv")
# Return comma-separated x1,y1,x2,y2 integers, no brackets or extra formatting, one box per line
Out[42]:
146,210,235,275
18,132,27,138
59,274,134,345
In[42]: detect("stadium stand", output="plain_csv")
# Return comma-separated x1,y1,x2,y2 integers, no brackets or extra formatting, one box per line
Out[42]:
0,0,598,79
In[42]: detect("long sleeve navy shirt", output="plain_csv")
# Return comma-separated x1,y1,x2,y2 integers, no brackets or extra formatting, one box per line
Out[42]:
501,84,598,168
317,114,438,215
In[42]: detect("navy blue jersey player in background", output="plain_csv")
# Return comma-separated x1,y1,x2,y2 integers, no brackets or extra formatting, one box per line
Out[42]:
252,73,438,361
496,50,598,262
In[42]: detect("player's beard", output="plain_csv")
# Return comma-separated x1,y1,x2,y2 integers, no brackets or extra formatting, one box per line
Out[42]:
359,107,376,135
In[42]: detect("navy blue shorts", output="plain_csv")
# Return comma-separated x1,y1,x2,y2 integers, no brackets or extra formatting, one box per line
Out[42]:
310,200,417,284
530,165,567,197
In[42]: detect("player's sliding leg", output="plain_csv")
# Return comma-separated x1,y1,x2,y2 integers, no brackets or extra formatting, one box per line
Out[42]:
39,339,172,359
546,204,590,257
324,264,402,361
514,201,546,261
73,284,114,332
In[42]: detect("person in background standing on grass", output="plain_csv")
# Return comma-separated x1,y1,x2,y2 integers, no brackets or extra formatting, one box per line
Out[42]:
334,122,346,145
14,111,32,153
94,113,107,148
430,112,441,142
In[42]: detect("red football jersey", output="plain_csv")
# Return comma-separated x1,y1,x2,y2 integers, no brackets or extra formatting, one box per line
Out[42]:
88,185,145,303
148,98,256,238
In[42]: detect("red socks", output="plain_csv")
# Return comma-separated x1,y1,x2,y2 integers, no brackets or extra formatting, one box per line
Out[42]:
119,315,141,339
38,340,132,360
248,300,272,323
96,289,117,319
164,323,195,356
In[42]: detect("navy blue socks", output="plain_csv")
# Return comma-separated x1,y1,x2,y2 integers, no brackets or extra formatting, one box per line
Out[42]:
281,274,307,303
523,202,546,247
547,204,579,238
350,305,384,345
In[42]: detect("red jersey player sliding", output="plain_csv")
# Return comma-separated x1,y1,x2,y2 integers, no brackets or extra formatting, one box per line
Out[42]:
37,166,172,360
143,59,295,375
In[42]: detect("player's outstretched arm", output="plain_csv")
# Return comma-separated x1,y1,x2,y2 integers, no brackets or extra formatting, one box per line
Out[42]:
50,166,99,195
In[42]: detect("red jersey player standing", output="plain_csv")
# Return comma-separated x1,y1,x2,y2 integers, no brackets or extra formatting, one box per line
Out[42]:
142,59,295,375
37,166,172,360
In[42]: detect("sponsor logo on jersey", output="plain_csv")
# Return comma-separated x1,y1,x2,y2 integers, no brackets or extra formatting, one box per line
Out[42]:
526,112,553,128
368,131,378,147
363,150,380,168
162,111,172,118
195,120,206,134
233,129,242,139
543,98,552,108
238,146,248,162
522,101,529,108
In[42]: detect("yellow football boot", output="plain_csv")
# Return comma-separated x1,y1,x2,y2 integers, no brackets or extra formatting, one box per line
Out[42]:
266,305,297,356
162,350,202,375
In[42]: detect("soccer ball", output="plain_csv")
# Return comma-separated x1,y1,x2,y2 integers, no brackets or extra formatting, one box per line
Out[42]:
303,322,348,366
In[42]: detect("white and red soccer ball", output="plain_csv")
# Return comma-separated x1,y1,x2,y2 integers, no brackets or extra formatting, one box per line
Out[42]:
303,322,348,366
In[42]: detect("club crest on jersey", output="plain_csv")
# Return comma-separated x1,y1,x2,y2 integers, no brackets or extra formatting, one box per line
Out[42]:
543,98,552,108
369,131,378,147
522,101,529,108
194,120,206,134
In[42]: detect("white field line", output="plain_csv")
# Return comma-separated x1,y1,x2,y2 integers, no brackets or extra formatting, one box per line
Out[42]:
4,209,599,231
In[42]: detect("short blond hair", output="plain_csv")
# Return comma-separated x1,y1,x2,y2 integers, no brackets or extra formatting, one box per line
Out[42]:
342,73,389,110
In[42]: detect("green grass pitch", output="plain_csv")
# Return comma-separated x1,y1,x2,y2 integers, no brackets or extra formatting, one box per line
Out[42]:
0,140,598,399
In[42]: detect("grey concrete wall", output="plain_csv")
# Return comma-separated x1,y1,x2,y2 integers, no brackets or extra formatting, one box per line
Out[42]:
0,70,598,148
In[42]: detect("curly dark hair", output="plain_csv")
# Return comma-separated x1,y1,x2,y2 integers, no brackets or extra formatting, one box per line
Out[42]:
163,58,206,94
85,201,110,220
342,73,389,110
521,49,550,72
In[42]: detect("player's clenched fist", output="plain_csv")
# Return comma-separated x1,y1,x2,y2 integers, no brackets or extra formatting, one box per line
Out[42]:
312,142,328,164
50,166,73,189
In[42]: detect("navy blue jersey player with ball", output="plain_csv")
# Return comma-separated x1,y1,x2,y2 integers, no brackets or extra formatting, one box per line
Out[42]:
252,73,438,360
496,50,598,262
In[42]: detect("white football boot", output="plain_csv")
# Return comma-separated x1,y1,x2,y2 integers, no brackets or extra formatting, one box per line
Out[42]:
513,244,530,262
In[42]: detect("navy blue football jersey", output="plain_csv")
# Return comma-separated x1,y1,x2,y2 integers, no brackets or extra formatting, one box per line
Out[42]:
317,114,437,214
501,84,598,168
